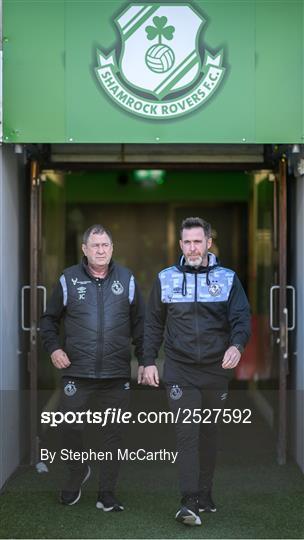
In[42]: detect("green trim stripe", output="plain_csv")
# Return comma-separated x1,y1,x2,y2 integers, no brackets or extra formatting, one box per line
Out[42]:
123,5,159,40
121,6,151,34
154,50,198,98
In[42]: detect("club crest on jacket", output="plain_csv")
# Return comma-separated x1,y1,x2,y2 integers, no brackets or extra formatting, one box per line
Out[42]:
111,280,124,295
208,283,222,296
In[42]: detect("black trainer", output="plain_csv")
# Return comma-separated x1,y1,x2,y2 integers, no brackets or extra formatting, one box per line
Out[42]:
198,488,216,512
175,495,201,526
96,491,124,512
60,464,91,505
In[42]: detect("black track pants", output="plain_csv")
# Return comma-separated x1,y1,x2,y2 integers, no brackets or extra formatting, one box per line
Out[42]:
166,383,228,496
59,376,130,491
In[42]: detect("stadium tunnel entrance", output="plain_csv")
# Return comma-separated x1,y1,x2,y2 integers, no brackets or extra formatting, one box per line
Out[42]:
24,143,298,468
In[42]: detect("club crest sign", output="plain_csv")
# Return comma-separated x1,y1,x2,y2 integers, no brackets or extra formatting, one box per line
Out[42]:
95,3,226,119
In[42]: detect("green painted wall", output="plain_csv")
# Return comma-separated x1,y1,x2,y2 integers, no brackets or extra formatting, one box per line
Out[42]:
65,171,250,202
3,0,303,143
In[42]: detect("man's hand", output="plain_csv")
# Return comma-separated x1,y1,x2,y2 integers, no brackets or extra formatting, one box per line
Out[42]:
137,365,145,384
222,346,241,369
143,366,159,387
51,349,71,369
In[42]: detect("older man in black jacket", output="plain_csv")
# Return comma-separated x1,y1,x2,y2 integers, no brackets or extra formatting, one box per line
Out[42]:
143,217,251,526
40,224,144,510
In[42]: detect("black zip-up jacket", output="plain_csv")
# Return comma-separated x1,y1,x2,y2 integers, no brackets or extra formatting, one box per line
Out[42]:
40,258,144,379
143,253,251,368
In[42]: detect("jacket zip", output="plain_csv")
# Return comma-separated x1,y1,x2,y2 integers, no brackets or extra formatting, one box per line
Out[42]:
194,273,201,362
96,280,104,375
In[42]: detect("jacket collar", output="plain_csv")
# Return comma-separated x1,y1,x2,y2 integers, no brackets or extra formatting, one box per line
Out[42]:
81,256,114,279
177,251,218,273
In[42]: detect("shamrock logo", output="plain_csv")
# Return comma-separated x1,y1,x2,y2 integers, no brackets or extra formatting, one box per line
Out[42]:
145,16,176,74
145,16,175,45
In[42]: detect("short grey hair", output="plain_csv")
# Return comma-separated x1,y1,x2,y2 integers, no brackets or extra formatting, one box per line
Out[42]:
82,224,113,244
180,217,212,239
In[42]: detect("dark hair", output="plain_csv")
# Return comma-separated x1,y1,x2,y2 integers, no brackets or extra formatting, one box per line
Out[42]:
180,217,211,238
82,224,113,244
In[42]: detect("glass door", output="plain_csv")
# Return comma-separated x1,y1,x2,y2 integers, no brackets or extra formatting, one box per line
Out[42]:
248,159,294,465
25,163,65,465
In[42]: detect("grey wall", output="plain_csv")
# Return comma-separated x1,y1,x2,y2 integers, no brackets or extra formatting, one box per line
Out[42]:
294,174,304,472
0,145,28,489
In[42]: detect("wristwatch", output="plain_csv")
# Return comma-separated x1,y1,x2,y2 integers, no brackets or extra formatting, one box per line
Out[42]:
232,344,244,354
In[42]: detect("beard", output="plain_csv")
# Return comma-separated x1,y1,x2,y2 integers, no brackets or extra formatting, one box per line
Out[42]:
185,255,203,268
